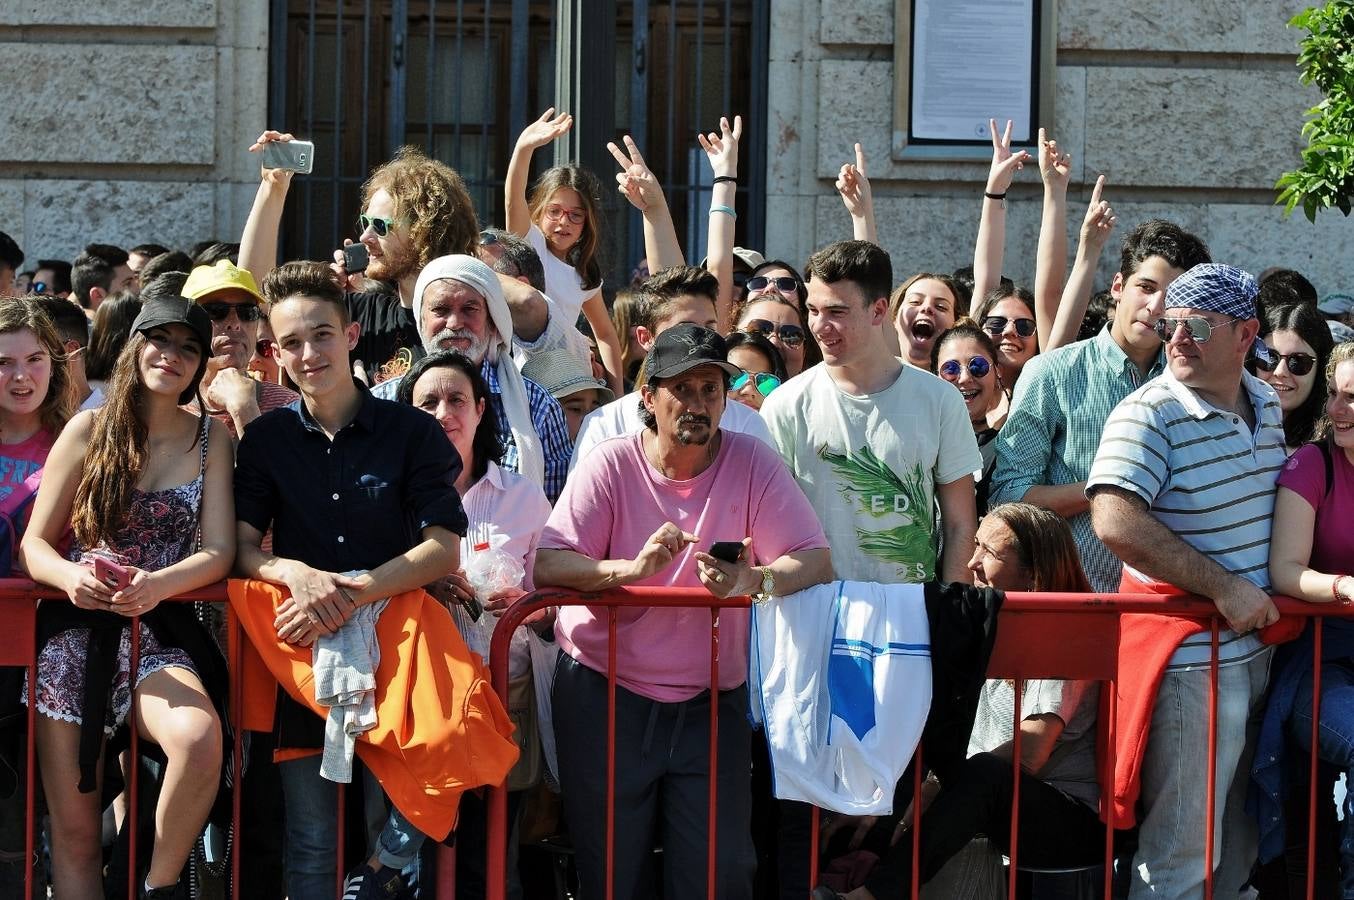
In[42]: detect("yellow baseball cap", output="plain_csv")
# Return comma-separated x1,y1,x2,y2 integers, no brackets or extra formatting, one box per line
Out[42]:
182,259,263,304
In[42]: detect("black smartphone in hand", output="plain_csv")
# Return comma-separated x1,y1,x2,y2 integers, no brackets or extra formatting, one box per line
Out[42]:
343,242,369,275
709,541,745,564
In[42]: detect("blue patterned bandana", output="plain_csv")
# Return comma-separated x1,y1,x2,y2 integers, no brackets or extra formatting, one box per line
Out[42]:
1165,263,1271,364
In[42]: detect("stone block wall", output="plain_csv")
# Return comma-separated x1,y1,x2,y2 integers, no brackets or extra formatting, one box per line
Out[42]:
0,1,268,267
768,0,1354,300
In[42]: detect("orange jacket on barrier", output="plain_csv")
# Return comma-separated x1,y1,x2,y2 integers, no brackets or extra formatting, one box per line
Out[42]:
227,579,519,840
1108,570,1301,829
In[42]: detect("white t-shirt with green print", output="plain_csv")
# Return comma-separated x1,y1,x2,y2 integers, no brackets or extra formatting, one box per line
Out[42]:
761,363,982,584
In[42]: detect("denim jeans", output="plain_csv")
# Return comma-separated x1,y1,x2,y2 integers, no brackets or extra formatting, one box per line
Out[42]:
278,756,427,900
1128,647,1272,900
1289,656,1354,899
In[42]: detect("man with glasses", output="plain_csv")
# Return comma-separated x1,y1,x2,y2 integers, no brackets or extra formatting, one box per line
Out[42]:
1087,263,1286,898
30,259,72,299
182,260,298,438
571,266,774,466
991,219,1210,592
239,135,480,381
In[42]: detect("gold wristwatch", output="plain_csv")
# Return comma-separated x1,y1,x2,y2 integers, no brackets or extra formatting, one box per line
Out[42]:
752,566,775,604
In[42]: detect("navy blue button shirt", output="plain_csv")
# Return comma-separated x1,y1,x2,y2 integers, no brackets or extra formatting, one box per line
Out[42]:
234,381,468,569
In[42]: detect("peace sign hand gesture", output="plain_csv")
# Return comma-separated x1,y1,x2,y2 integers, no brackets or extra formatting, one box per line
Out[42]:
607,135,664,212
698,115,742,179
985,118,1030,194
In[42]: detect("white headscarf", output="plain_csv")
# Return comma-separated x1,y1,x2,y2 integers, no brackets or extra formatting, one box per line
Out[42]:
412,255,545,487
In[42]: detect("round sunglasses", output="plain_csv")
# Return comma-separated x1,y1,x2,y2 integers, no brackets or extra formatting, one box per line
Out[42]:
939,356,993,381
1254,350,1317,377
730,370,782,397
741,318,805,347
981,316,1036,338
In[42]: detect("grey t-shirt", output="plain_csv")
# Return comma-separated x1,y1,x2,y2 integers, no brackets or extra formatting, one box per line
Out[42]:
966,678,1099,809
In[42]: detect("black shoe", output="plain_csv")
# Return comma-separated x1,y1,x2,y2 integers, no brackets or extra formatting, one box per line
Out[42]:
810,888,844,900
340,864,405,900
141,883,181,900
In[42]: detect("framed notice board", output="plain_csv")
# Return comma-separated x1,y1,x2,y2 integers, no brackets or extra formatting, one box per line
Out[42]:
892,0,1056,159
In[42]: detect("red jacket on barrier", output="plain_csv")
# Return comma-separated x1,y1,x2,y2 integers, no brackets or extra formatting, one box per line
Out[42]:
228,579,519,840
1108,570,1302,829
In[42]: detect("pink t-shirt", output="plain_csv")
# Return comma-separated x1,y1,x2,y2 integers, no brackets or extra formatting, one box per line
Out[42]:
542,430,828,702
0,429,56,573
1277,442,1354,578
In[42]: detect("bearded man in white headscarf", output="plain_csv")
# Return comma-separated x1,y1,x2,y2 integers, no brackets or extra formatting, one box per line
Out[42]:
373,254,571,502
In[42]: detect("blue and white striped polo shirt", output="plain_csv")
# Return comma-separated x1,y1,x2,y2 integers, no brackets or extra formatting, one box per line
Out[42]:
1087,368,1287,669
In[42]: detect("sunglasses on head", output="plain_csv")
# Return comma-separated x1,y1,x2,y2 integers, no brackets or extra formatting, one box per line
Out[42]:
746,275,800,296
741,319,805,347
477,230,499,247
358,214,398,237
981,315,1036,338
939,356,993,381
1254,350,1317,377
200,302,262,322
730,370,782,397
1152,315,1243,344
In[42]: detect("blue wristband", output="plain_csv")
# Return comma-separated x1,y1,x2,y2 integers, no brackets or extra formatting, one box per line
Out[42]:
709,204,737,218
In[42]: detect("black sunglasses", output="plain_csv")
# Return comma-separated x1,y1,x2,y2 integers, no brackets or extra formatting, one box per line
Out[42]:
200,302,263,322
29,281,48,296
939,356,993,381
981,316,1036,338
742,318,806,348
1254,351,1317,377
746,275,800,296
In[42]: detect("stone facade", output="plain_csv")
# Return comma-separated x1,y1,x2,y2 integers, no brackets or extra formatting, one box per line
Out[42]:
770,0,1354,300
0,0,268,266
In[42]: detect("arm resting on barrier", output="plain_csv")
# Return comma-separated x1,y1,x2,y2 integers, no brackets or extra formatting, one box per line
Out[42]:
1269,485,1352,605
1089,485,1279,632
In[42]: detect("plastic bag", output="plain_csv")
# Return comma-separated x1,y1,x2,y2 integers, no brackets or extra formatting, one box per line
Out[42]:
464,546,526,604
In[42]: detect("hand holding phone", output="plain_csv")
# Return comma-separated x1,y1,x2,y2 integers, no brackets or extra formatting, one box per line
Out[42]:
709,541,746,564
93,557,131,593
260,139,315,174
343,242,369,275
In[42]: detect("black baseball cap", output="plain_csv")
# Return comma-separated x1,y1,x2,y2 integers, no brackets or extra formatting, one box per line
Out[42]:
646,324,742,381
132,293,213,354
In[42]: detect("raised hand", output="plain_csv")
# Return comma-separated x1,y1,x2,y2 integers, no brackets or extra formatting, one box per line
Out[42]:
985,118,1030,194
835,142,874,219
516,107,573,152
1079,175,1117,254
698,115,742,179
1037,127,1072,191
607,135,665,212
248,130,297,187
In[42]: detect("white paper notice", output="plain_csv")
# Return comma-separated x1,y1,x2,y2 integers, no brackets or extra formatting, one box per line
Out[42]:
910,0,1035,143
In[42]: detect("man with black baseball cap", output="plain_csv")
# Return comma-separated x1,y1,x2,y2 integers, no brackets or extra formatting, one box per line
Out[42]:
536,324,832,900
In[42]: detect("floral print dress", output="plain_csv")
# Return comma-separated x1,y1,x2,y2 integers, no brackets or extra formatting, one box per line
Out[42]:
30,418,207,733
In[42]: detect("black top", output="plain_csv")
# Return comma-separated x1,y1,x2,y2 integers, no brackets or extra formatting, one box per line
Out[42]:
345,290,423,378
235,380,468,569
234,381,468,748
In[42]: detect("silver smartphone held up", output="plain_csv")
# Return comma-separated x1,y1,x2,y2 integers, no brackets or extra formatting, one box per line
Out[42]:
260,139,315,174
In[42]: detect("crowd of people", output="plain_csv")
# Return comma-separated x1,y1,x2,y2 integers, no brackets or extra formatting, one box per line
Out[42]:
0,106,1351,900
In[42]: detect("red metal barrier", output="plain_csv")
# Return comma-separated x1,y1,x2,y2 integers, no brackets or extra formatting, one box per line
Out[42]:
484,587,1353,900
7,580,1349,899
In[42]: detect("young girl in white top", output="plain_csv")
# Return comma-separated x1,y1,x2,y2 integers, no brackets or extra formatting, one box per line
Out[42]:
506,108,624,395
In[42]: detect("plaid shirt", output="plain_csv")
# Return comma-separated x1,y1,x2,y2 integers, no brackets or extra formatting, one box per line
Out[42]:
990,327,1163,592
481,361,571,504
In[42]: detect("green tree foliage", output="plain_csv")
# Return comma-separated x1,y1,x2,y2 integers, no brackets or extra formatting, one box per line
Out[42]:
1276,1,1354,222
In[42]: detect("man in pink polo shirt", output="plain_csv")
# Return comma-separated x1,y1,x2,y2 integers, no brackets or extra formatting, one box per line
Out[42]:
536,323,832,900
